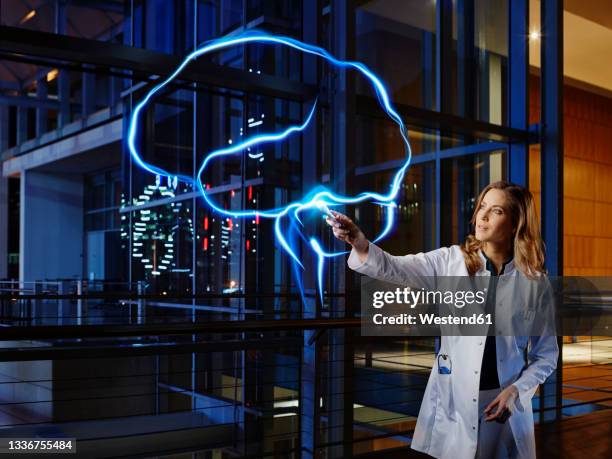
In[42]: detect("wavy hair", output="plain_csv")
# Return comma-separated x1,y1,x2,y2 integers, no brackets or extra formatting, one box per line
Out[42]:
460,181,546,278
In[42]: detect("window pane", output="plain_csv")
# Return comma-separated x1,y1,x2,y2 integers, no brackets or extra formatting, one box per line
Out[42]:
130,200,194,295
440,149,507,245
356,1,436,109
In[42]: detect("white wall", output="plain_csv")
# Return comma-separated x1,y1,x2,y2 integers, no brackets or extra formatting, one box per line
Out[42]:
20,171,83,282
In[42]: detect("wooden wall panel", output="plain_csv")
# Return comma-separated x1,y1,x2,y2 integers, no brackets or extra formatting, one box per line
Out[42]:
564,157,595,200
529,75,612,275
594,163,612,202
564,199,594,236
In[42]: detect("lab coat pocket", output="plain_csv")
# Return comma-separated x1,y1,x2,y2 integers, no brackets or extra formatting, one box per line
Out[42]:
434,370,456,422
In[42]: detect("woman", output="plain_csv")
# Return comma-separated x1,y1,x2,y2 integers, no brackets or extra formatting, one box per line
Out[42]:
328,181,558,459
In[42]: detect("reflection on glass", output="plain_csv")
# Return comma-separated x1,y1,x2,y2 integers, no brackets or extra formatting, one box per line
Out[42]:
129,199,194,295
0,1,123,42
132,88,195,197
356,163,434,257
1,58,123,145
356,0,509,125
355,117,459,167
195,190,243,296
195,93,302,187
351,337,435,453
196,93,243,188
356,0,436,108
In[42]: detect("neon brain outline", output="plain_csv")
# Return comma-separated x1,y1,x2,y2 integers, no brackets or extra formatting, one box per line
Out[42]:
127,30,414,304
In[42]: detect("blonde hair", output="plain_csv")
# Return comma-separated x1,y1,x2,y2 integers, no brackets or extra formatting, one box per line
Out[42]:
460,181,546,278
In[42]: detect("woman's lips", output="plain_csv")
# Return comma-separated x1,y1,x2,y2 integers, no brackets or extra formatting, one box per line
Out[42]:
477,225,489,231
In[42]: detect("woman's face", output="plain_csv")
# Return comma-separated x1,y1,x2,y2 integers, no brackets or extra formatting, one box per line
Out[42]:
474,189,515,245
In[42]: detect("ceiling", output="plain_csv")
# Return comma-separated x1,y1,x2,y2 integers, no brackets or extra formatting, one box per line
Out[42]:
0,0,123,87
530,0,612,94
361,0,612,96
564,0,612,30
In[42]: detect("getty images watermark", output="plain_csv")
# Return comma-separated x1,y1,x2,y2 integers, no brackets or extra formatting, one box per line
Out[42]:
360,276,612,337
372,286,490,325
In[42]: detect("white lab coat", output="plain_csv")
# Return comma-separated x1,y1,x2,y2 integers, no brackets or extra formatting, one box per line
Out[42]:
347,243,559,459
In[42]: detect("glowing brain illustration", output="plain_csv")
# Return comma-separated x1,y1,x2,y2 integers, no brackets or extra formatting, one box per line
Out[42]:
127,31,413,304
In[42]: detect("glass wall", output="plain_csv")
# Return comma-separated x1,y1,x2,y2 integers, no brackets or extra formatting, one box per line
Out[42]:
84,169,125,282
355,0,509,124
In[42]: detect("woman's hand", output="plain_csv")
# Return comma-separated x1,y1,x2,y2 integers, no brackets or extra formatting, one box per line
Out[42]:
483,384,519,422
326,211,369,256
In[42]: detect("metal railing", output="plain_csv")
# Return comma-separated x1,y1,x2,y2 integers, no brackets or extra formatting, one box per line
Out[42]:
0,287,610,458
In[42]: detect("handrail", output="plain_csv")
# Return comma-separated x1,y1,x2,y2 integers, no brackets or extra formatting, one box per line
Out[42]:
3,291,610,302
0,337,302,362
0,291,348,300
0,318,361,340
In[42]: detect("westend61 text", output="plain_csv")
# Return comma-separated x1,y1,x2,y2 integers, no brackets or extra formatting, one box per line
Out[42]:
372,313,493,325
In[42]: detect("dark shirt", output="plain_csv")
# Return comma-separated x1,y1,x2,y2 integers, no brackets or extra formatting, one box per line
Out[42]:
479,253,513,390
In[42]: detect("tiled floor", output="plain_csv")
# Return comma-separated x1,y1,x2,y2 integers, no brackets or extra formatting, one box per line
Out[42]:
356,409,611,459
534,409,611,459
356,339,612,410
353,338,611,457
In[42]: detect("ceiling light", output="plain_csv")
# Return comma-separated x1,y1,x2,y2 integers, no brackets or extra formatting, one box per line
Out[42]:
20,10,36,24
47,69,59,82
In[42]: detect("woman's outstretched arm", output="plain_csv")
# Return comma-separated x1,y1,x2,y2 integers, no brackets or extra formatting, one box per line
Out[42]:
327,211,447,288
